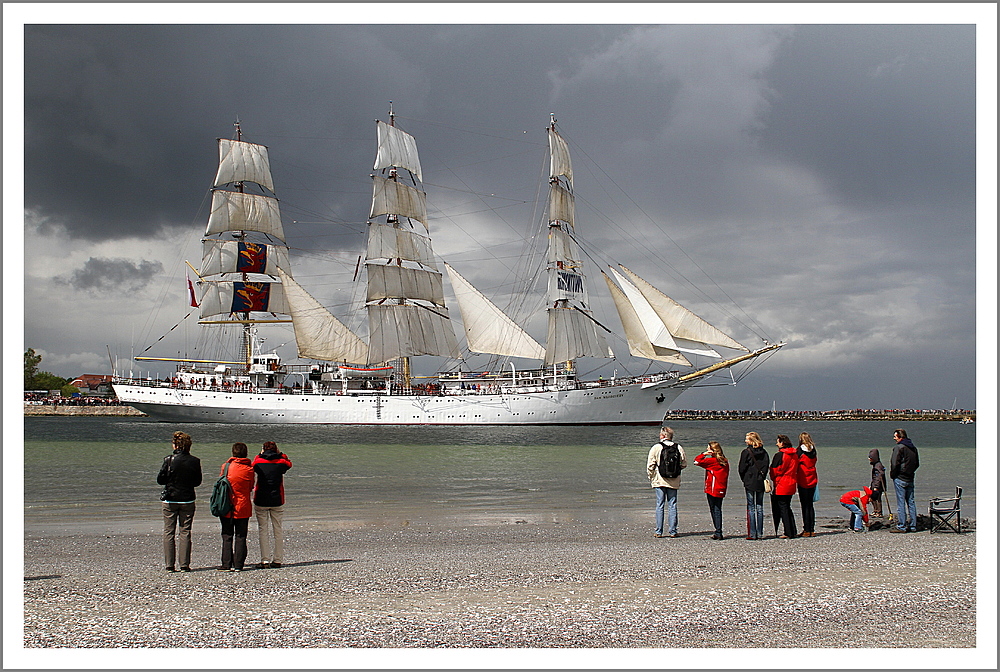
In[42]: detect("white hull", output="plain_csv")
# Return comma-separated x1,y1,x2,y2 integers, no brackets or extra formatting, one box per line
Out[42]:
113,380,689,425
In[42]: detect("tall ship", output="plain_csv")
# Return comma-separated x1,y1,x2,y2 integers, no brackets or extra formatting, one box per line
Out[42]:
113,111,783,424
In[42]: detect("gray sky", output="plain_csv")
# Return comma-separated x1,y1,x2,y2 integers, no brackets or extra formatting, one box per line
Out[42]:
9,7,995,411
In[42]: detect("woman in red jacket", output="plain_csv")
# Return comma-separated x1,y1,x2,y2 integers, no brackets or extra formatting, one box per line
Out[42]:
218,442,255,571
796,432,819,537
694,441,730,540
769,434,799,539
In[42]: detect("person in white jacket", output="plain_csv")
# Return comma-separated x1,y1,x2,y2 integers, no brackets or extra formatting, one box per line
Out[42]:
646,426,687,538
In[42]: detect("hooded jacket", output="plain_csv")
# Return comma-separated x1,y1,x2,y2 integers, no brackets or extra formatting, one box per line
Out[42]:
157,450,202,503
869,449,886,493
889,438,919,481
220,456,254,519
796,445,818,489
252,449,292,507
693,451,729,498
770,445,799,496
738,445,770,493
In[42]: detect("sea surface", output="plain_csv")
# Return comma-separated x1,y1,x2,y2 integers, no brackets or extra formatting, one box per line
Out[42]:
22,417,977,536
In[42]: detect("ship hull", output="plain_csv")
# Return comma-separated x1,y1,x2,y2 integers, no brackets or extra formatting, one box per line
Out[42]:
112,381,689,425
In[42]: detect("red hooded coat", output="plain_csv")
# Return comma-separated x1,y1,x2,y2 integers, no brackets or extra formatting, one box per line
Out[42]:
770,445,799,496
693,452,729,498
220,457,254,519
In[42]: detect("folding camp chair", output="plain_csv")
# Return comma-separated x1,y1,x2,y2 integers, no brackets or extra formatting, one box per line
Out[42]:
928,486,963,533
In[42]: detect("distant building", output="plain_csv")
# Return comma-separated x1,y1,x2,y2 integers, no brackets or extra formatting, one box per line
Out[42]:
69,374,113,395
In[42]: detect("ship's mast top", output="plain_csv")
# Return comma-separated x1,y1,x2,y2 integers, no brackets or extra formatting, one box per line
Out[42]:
234,118,242,142
388,101,395,127
549,112,556,130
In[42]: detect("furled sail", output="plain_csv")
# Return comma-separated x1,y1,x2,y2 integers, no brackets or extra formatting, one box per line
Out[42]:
215,138,274,191
374,120,422,180
444,263,544,360
205,190,285,239
201,240,291,277
275,268,367,365
603,272,691,365
617,265,749,353
199,280,290,319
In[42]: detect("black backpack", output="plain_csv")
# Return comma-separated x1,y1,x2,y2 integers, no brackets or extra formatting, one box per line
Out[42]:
209,462,234,517
657,441,682,479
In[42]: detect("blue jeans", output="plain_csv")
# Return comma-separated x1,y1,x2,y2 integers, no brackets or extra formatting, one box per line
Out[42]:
841,502,864,531
655,487,678,535
894,478,916,531
745,489,764,539
707,494,724,535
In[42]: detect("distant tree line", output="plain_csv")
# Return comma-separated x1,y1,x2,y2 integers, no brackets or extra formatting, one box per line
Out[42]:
24,348,79,396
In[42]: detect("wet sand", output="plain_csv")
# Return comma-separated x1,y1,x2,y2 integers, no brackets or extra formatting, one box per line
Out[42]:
21,517,977,655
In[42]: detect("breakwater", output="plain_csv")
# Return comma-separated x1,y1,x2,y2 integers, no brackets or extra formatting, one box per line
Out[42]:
23,404,146,417
663,409,975,422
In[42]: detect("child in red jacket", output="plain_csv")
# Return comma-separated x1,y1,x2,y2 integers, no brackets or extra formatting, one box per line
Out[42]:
694,441,730,540
839,486,873,533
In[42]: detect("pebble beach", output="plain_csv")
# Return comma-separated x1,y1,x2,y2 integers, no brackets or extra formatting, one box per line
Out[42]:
21,517,978,656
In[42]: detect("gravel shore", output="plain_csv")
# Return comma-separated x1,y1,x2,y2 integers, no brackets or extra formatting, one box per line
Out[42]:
22,517,977,655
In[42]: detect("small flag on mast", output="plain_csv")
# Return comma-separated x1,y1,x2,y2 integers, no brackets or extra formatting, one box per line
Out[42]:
187,272,199,308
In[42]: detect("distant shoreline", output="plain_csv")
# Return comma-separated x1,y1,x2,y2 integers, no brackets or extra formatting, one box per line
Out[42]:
22,404,974,422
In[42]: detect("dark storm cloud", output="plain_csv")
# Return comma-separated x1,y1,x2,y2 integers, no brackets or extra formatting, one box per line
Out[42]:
56,257,163,292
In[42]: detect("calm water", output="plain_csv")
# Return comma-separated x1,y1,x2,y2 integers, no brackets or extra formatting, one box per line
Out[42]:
22,417,977,535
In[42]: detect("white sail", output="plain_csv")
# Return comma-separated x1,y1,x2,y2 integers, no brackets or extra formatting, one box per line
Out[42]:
206,190,285,240
548,181,574,228
618,266,748,352
444,263,544,360
366,224,437,268
366,264,446,306
367,304,460,364
374,121,422,180
201,240,291,277
546,227,580,265
604,273,691,365
198,280,290,319
544,308,611,365
276,268,367,365
215,138,274,191
370,175,428,229
548,128,573,183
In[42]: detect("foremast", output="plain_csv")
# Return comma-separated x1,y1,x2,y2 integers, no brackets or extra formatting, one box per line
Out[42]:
197,120,292,368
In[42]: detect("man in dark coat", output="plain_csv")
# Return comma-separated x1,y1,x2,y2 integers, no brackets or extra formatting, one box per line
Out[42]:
157,431,202,571
889,429,920,533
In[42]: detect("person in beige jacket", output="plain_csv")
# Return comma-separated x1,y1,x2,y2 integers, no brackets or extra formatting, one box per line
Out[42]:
646,426,688,537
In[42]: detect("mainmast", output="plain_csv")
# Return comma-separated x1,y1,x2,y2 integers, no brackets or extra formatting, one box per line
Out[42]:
364,104,460,380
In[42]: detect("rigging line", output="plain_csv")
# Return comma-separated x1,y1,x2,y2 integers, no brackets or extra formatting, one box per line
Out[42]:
560,129,774,341
392,114,545,147
140,311,197,354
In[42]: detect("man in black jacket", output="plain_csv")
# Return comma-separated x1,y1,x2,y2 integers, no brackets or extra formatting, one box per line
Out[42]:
157,431,203,571
253,441,292,568
888,429,920,533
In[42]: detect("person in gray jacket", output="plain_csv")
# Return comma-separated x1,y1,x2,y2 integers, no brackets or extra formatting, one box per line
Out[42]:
646,426,687,538
868,448,887,517
157,431,202,572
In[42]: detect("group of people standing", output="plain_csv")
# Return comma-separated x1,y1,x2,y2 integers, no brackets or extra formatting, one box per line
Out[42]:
647,426,921,539
157,432,292,572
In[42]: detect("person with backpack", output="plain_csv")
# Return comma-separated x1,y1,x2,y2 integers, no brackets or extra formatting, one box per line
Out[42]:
156,431,202,572
693,441,729,539
737,431,769,540
889,429,920,533
217,442,255,572
646,426,687,538
253,441,293,568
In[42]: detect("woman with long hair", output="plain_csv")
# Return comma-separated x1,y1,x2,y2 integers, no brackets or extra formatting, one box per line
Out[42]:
694,441,730,539
796,432,819,537
737,432,769,540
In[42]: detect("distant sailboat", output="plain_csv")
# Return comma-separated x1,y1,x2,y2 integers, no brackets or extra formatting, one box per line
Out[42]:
114,111,784,424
